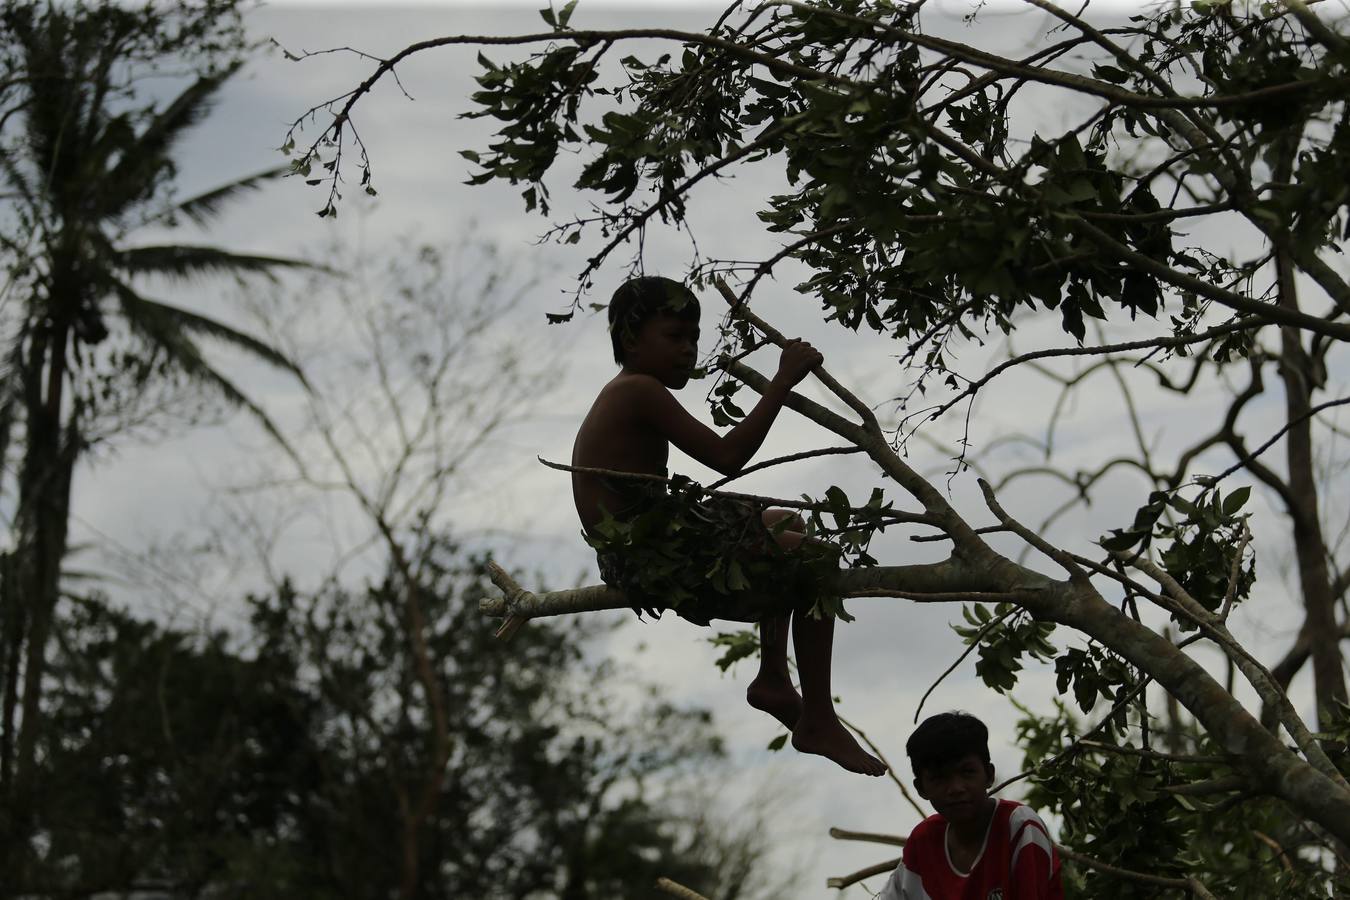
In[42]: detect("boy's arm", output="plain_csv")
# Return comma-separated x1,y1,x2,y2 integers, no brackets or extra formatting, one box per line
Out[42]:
1008,810,1063,900
635,340,822,475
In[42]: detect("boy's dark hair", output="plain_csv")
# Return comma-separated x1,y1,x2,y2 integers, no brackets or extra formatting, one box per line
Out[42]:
906,711,991,777
608,275,700,364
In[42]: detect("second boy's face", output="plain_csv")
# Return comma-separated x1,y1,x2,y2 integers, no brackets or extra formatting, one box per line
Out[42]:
914,752,995,826
625,313,700,389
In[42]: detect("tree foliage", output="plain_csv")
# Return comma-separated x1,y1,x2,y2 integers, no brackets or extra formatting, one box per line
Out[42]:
25,544,773,899
290,0,1350,893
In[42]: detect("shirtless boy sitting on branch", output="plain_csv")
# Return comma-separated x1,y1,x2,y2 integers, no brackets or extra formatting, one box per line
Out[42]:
571,274,886,777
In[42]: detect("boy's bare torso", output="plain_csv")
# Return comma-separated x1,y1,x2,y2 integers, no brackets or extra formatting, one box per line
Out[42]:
572,373,669,532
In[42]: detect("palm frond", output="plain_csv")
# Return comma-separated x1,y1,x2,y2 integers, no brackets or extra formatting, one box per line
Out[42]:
0,140,36,205
150,165,291,229
111,280,300,455
117,243,320,282
103,61,242,209
111,279,309,387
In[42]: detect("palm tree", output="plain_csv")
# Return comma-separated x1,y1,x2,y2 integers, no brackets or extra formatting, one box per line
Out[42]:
0,2,312,864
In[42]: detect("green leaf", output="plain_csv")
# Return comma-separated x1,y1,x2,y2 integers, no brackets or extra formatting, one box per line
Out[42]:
1100,530,1143,552
825,485,850,527
1221,486,1251,516
767,733,788,751
1092,64,1130,84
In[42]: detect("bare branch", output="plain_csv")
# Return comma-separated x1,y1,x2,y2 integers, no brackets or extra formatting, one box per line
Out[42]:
654,877,710,900
837,713,928,820
827,827,905,847
1208,395,1350,489
924,315,1265,427
825,856,900,891
978,479,1088,581
538,457,933,524
707,445,864,490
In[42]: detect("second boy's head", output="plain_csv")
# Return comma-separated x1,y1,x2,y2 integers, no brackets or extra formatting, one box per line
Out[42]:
608,275,701,389
907,712,995,825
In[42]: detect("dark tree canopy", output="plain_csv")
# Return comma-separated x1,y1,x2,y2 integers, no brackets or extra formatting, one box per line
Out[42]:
288,0,1350,894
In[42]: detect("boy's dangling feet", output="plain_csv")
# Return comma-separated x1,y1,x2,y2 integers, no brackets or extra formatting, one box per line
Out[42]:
747,673,803,730
792,602,888,776
746,614,802,730
791,714,888,776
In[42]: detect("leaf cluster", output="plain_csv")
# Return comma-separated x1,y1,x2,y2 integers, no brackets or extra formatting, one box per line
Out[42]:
953,602,1057,693
1102,484,1255,625
1016,702,1348,898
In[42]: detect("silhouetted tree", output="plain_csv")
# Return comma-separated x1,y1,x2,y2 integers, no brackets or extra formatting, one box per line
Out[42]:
0,1,310,873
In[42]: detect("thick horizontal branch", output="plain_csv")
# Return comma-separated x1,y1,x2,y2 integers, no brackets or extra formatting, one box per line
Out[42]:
827,826,906,847
825,857,900,891
480,558,985,619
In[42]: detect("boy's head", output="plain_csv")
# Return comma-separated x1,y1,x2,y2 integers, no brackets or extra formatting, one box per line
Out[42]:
907,712,995,822
608,275,701,365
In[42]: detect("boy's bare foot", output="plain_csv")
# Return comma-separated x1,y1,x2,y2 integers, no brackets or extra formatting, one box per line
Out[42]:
791,715,888,776
746,675,804,731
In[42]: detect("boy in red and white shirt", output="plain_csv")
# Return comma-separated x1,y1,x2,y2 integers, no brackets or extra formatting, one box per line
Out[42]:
878,712,1064,900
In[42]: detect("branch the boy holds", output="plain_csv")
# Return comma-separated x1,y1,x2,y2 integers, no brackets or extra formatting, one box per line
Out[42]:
571,275,886,776
878,712,1064,899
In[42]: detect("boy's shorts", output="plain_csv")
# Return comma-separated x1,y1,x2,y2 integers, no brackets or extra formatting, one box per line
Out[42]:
586,483,830,627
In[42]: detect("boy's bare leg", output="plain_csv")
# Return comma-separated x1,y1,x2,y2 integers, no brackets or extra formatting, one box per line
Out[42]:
747,509,805,727
790,608,887,776
746,614,802,730
756,508,885,775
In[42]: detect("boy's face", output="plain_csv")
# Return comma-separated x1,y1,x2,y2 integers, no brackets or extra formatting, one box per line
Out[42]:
624,312,699,389
914,752,995,826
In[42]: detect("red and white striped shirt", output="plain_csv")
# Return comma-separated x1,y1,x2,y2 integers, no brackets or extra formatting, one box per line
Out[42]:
877,800,1063,900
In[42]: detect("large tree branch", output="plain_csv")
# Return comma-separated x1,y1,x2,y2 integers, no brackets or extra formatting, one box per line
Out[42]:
772,0,1339,111
1072,219,1350,342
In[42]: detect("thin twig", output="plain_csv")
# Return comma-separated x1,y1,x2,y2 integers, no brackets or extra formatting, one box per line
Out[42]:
1077,740,1232,766
707,445,864,489
978,479,1088,581
1205,395,1350,488
1056,845,1214,896
910,524,1010,543
838,713,927,820
541,456,932,523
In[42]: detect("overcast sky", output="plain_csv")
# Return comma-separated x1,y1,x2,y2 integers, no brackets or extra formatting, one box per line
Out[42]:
65,2,1348,896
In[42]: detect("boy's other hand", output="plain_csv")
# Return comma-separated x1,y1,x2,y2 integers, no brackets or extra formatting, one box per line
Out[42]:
773,339,824,388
